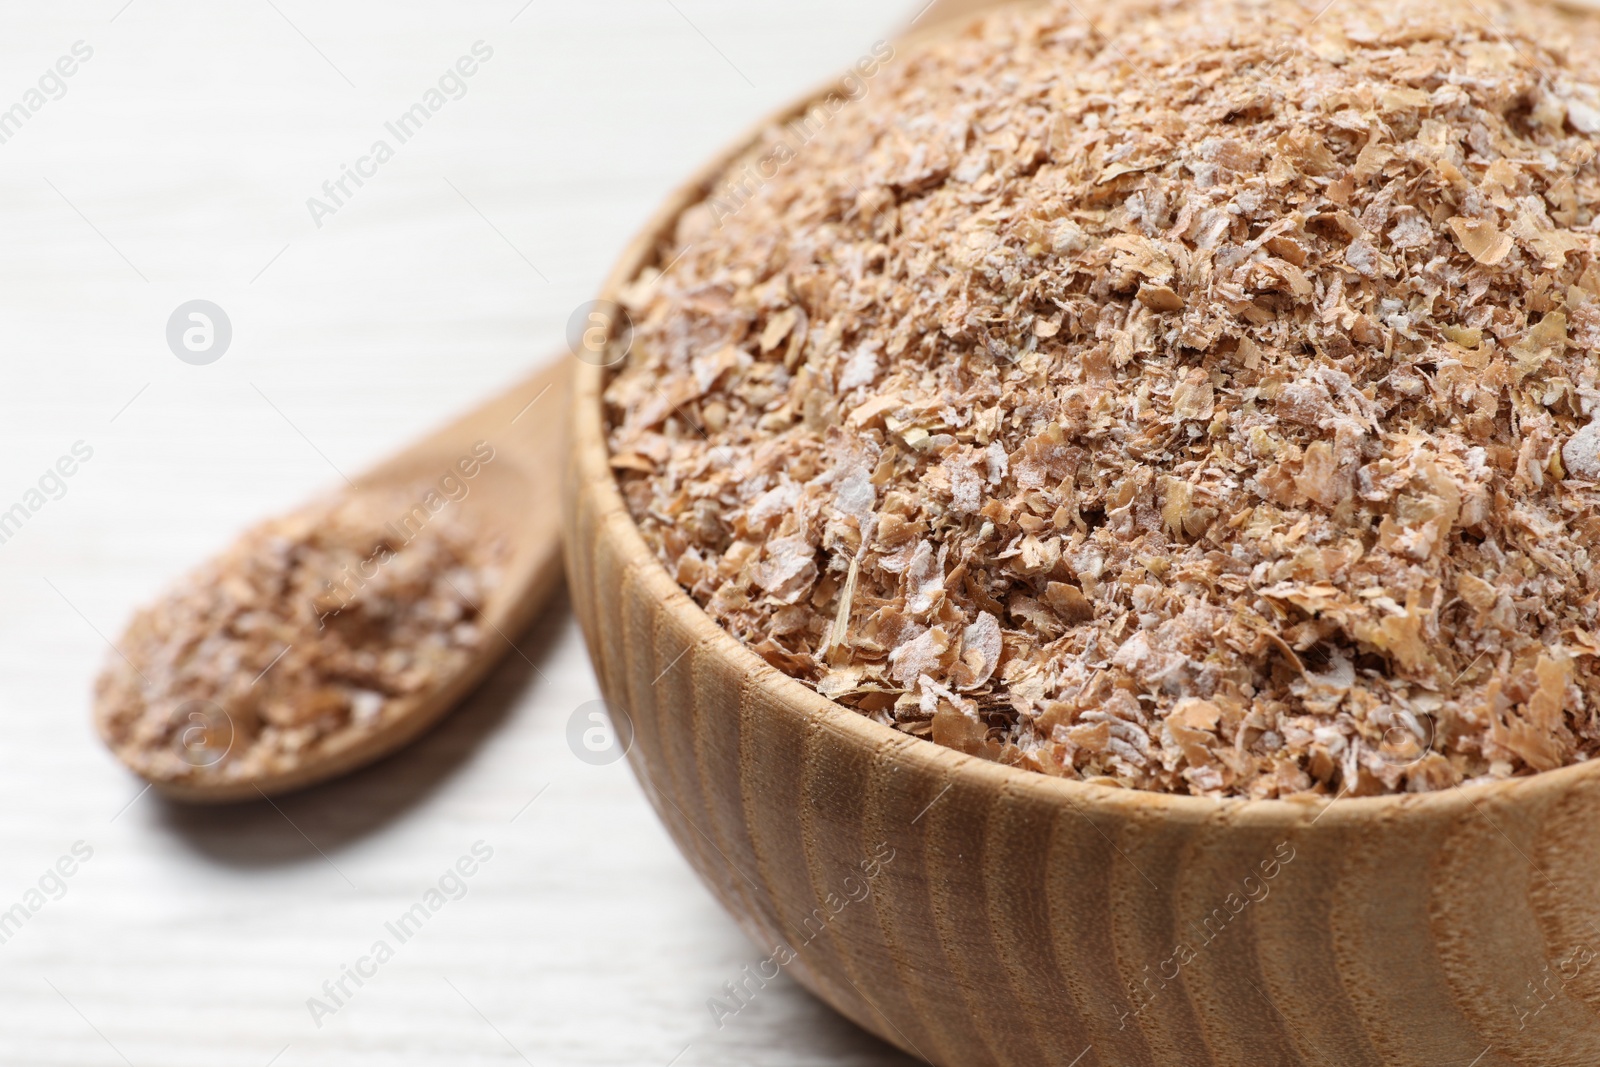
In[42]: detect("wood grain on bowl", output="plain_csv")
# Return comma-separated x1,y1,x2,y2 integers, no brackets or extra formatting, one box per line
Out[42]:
563,2,1600,1064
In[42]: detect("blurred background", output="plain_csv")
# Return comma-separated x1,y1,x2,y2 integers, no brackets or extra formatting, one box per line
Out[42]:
0,2,923,1063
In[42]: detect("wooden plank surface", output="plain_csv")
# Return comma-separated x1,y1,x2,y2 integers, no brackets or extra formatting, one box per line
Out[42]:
0,2,922,1063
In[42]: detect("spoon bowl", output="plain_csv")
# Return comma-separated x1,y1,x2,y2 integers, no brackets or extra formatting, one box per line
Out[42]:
100,359,569,803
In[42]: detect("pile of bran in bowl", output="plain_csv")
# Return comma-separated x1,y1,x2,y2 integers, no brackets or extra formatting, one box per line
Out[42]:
604,0,1600,800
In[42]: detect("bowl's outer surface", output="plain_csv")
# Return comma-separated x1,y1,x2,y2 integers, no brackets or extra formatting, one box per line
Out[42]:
562,26,1600,1067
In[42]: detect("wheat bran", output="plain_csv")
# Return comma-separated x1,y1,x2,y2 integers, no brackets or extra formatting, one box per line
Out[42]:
607,0,1600,797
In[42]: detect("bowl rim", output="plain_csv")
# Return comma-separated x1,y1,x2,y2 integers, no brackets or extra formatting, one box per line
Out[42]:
569,7,1600,828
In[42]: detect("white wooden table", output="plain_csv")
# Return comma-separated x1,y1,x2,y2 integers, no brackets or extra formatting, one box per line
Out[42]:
0,2,920,1062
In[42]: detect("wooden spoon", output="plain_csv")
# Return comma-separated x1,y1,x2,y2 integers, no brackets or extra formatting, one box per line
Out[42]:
98,359,571,803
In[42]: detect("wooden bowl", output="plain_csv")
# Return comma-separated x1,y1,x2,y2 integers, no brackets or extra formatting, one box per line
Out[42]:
562,37,1600,1067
